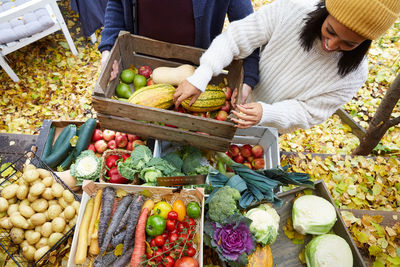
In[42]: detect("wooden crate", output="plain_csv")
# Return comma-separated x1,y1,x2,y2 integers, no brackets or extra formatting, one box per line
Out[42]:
92,32,243,152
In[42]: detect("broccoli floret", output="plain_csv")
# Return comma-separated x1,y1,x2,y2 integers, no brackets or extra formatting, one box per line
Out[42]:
208,186,241,224
70,150,102,183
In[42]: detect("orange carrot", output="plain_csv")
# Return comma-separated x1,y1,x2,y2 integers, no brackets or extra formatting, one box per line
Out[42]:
130,207,149,267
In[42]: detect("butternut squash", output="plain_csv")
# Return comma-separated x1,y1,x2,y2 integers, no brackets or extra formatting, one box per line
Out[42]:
247,245,273,267
151,64,195,86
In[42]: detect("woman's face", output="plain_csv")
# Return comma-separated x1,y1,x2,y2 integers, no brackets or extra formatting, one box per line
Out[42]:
321,15,366,52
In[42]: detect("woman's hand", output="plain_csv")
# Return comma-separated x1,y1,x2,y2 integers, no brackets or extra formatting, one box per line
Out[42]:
231,84,252,108
101,51,119,82
230,102,262,129
173,80,202,108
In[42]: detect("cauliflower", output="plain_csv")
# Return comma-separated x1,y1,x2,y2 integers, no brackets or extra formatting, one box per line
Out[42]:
208,186,241,224
70,150,102,183
245,204,280,245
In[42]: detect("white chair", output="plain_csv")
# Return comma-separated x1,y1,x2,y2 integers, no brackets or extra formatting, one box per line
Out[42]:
0,0,78,82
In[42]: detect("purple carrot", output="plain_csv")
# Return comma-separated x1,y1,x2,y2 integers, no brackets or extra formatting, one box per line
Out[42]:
122,195,144,254
98,187,115,248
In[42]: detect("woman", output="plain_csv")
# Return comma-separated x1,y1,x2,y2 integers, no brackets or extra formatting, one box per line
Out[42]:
174,0,400,133
98,0,260,102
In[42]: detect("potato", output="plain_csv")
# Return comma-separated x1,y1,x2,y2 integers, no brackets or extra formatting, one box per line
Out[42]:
48,200,58,206
0,217,13,229
37,168,51,178
26,219,35,230
48,204,62,220
21,240,29,249
7,197,17,204
0,211,6,218
68,216,77,227
30,182,45,196
35,225,42,233
30,213,47,226
48,233,63,247
22,245,36,261
23,169,40,183
72,200,80,213
10,227,25,244
7,204,19,216
51,183,64,198
20,199,30,207
41,188,54,200
40,222,52,238
23,164,36,173
16,184,29,200
64,206,75,220
1,184,19,199
18,204,35,218
35,237,48,249
63,225,71,234
10,212,29,229
51,217,65,233
62,190,74,203
31,199,48,213
34,246,50,261
27,193,38,202
58,197,68,209
42,176,53,187
0,197,9,212
25,230,41,245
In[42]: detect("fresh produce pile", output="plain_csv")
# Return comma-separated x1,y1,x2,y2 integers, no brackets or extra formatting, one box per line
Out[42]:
90,128,145,153
74,186,202,267
222,144,266,171
0,162,80,264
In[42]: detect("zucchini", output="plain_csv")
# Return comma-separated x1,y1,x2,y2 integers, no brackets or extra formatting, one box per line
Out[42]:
57,151,74,171
51,125,73,154
73,118,97,158
43,125,77,168
42,126,55,159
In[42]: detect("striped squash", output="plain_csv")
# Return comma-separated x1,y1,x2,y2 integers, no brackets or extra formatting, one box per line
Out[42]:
128,84,175,109
181,85,226,112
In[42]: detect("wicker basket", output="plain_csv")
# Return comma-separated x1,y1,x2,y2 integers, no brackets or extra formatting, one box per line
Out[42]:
99,149,141,184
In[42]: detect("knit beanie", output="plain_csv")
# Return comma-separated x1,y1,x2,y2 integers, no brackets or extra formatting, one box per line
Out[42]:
326,0,400,40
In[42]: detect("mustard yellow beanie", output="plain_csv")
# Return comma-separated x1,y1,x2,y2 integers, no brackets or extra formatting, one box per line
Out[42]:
326,0,400,40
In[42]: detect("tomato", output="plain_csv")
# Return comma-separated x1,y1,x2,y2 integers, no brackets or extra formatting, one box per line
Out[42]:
166,219,176,231
164,255,175,267
167,211,178,220
186,202,201,219
145,215,166,237
186,247,196,257
172,199,186,221
153,201,172,219
177,222,185,232
146,253,153,259
161,232,169,240
154,235,165,247
174,256,198,267
169,228,178,235
162,242,173,253
188,218,196,227
179,233,189,245
169,232,179,243
174,246,183,257
154,249,163,262
150,239,156,248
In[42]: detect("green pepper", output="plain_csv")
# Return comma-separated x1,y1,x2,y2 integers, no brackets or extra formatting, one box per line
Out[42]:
145,215,166,236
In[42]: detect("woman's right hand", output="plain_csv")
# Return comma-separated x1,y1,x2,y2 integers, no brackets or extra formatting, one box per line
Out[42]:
101,50,119,82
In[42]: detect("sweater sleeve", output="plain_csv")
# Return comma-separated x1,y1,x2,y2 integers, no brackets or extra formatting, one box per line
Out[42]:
98,0,127,53
187,0,285,91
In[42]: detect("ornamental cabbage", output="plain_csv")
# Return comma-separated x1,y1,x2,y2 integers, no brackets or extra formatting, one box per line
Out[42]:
70,150,102,184
292,195,336,235
305,234,353,267
245,204,280,245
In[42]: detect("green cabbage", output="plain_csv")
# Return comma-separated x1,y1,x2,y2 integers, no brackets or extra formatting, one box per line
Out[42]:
292,195,336,235
305,234,353,267
245,204,280,245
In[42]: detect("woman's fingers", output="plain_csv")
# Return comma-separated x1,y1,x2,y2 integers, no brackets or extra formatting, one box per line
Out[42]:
231,88,238,109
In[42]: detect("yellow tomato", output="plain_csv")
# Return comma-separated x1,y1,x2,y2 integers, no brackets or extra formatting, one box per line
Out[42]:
153,201,172,219
172,199,186,221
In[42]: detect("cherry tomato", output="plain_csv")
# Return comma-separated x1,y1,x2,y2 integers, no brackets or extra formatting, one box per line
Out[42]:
154,235,165,247
169,233,179,243
188,218,196,227
150,239,156,248
164,255,175,267
186,247,196,257
177,222,185,232
175,246,183,257
161,232,169,240
166,219,176,231
169,228,178,235
162,242,173,253
146,253,153,259
167,211,178,220
179,233,189,245
154,249,163,262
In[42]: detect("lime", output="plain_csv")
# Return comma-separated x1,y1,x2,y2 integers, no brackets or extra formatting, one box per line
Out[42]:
134,74,147,90
115,83,132,98
120,69,135,84
186,201,201,219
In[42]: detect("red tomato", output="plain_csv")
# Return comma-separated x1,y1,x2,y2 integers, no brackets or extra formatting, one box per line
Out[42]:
186,247,196,257
174,256,198,267
146,253,152,259
179,233,189,245
169,229,178,235
188,218,196,227
150,239,156,248
169,233,179,243
175,246,183,257
164,255,175,267
154,249,163,262
177,222,185,232
166,219,176,231
162,242,173,253
161,232,169,240
167,211,178,220
154,235,165,247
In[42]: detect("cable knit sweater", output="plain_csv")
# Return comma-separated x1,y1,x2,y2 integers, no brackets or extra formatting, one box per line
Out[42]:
187,0,368,134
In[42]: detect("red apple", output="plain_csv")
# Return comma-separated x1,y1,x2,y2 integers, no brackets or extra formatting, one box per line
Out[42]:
225,151,232,159
127,134,141,142
216,110,228,121
240,144,253,158
115,132,127,138
252,145,264,158
252,158,265,170
126,142,134,151
87,144,96,153
103,130,115,141
107,140,117,150
247,156,255,163
243,162,253,169
228,145,240,157
146,78,155,86
116,135,128,148
233,154,245,164
220,100,231,112
94,140,107,153
138,65,152,79
222,87,232,100
91,129,103,142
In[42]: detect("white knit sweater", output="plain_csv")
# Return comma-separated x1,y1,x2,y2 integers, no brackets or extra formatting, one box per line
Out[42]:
187,0,368,134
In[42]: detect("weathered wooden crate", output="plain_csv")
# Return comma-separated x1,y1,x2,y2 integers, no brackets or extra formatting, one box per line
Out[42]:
92,32,243,152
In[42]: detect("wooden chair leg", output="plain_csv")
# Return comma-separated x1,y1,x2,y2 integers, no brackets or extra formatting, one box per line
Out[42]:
0,55,20,82
49,0,78,56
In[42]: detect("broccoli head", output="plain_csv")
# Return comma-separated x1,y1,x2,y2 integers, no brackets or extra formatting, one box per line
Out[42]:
208,186,241,224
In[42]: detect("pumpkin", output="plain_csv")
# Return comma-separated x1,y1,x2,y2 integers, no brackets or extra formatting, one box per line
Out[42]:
128,84,175,109
246,245,273,267
181,85,226,112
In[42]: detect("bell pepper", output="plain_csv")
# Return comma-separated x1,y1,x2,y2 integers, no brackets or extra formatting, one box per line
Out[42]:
106,166,129,184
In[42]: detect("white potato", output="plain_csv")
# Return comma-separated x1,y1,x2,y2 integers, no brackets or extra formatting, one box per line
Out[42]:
41,188,54,200
42,176,53,187
10,227,25,244
1,184,19,199
35,237,48,249
72,201,80,213
34,246,50,261
36,169,51,178
27,193,38,202
16,184,29,200
63,206,75,220
30,182,45,196
25,230,41,245
51,183,64,198
18,204,35,218
40,222,52,238
0,197,9,212
48,233,63,247
10,212,29,229
0,217,13,229
23,169,40,183
51,217,65,233
48,204,62,220
31,199,48,213
7,204,19,216
30,213,47,226
22,245,36,261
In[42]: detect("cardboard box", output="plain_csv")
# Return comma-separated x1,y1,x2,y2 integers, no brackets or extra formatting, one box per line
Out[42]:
67,183,205,267
92,32,244,152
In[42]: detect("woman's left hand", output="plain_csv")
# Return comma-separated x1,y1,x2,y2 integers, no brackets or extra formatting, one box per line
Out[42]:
230,102,263,128
173,80,202,108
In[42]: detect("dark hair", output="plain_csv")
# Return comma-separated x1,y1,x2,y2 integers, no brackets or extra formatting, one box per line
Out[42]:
299,2,372,76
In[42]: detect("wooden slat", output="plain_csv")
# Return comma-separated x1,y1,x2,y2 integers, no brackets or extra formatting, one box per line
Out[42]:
92,96,235,139
96,113,232,151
